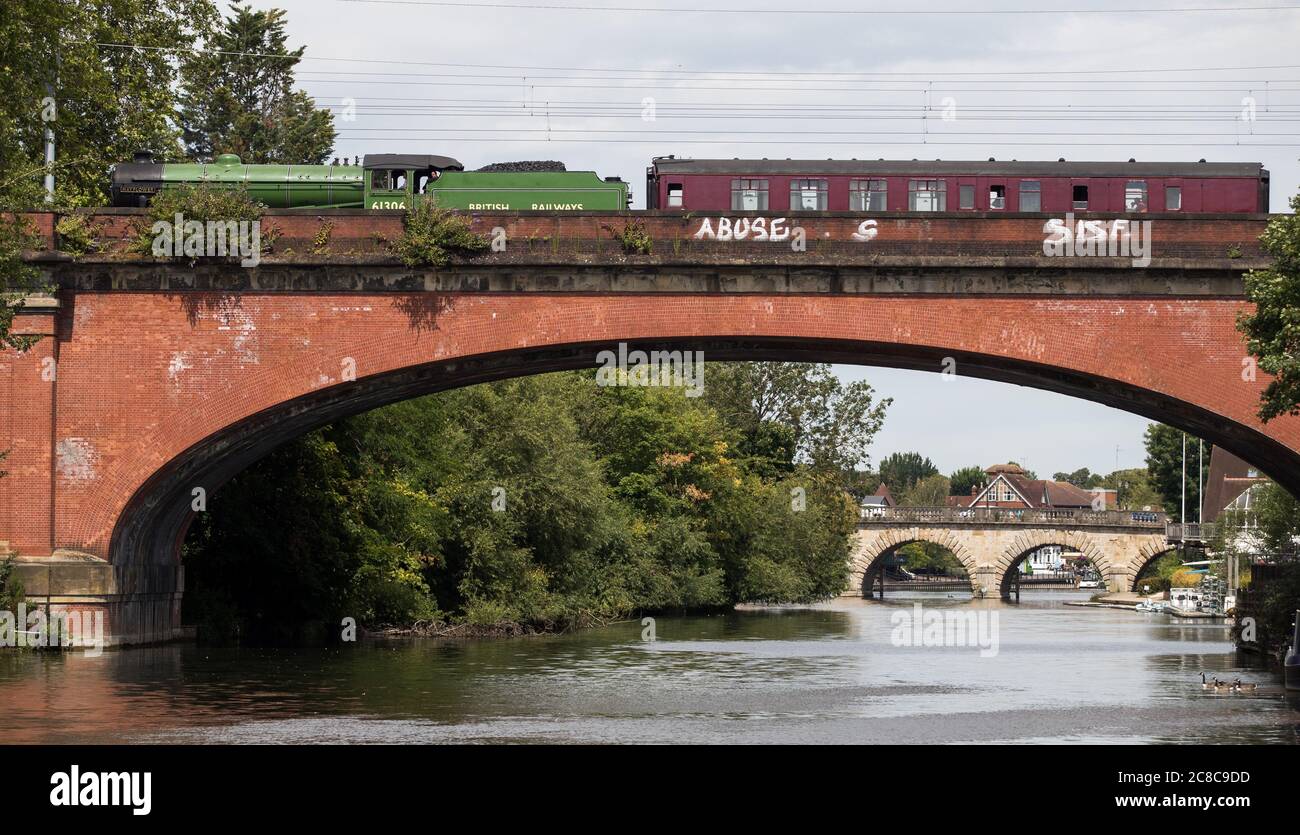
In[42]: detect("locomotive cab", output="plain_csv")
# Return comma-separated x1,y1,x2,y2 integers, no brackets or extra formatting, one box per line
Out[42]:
361,154,464,210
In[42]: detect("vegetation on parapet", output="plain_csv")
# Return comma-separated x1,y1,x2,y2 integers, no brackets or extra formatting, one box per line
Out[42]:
126,183,275,258
391,203,489,267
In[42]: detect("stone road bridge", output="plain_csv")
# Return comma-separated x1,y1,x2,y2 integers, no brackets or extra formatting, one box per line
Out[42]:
853,506,1173,598
1,209,1294,644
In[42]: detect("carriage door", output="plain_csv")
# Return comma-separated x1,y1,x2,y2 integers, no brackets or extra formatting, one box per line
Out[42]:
367,167,413,209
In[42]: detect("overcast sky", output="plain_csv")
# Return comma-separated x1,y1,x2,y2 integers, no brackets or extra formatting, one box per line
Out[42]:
246,0,1299,477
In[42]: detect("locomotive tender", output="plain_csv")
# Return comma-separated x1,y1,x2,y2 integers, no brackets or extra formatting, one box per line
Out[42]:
645,157,1270,214
109,153,631,211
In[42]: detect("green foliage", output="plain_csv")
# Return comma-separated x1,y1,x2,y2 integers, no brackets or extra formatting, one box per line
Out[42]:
183,371,861,640
177,3,335,164
1239,193,1300,421
0,0,220,207
878,451,938,495
392,203,489,267
899,473,951,506
126,183,271,256
1135,550,1190,593
312,221,333,254
54,213,100,255
0,214,46,352
1143,423,1211,522
896,542,965,575
1053,467,1105,489
0,557,25,612
605,220,653,255
1103,467,1163,511
948,465,985,497
704,363,890,481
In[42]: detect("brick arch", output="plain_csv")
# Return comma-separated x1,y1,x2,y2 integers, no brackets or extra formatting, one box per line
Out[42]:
18,292,1288,569
9,290,1299,645
994,529,1111,596
850,528,979,594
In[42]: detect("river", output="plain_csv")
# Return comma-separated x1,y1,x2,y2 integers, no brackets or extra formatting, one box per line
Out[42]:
2,590,1297,744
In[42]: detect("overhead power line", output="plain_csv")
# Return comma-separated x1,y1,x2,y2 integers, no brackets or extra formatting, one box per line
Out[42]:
81,41,1300,78
335,0,1300,16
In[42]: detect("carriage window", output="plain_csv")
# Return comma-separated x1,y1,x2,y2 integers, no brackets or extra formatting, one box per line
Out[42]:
959,185,975,210
989,185,1006,210
371,169,393,190
1125,180,1148,212
789,178,828,211
1073,185,1089,210
1019,180,1041,212
908,179,946,211
850,179,888,211
667,183,683,208
731,178,769,211
1165,186,1182,211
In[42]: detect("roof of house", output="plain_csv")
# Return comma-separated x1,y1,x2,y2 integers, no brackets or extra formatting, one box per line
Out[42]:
968,472,1097,509
1201,447,1269,523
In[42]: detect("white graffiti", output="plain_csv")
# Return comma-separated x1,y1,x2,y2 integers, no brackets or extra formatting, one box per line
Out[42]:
1042,212,1152,268
694,216,880,245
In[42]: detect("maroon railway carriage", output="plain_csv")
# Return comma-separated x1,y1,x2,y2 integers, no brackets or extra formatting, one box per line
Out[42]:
644,157,1269,214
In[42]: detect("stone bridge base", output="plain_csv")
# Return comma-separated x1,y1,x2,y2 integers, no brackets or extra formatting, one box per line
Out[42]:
7,555,182,647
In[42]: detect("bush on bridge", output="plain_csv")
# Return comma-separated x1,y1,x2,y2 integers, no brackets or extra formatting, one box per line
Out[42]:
392,204,489,267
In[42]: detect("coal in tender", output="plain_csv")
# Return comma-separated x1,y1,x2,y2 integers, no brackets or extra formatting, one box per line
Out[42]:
475,161,568,173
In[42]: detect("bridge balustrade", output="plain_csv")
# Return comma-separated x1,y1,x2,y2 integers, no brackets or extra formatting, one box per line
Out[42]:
859,506,1167,528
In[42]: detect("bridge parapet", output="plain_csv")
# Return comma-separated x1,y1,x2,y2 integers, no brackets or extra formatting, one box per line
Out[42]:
859,506,1167,529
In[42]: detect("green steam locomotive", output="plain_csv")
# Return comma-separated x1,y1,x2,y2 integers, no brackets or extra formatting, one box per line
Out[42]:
109,153,630,211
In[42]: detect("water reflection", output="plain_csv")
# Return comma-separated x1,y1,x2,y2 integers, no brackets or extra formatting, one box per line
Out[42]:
1,591,1296,744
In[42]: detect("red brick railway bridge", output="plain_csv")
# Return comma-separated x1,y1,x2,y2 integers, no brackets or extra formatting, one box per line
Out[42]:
1,209,1295,644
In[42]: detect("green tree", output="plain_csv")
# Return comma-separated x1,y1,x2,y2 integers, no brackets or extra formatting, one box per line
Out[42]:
1,0,215,344
1102,467,1163,511
948,465,985,497
0,0,219,207
1144,423,1211,522
183,370,861,640
1238,193,1300,421
900,473,951,507
177,3,335,163
703,362,890,479
878,451,938,494
1053,467,1104,489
